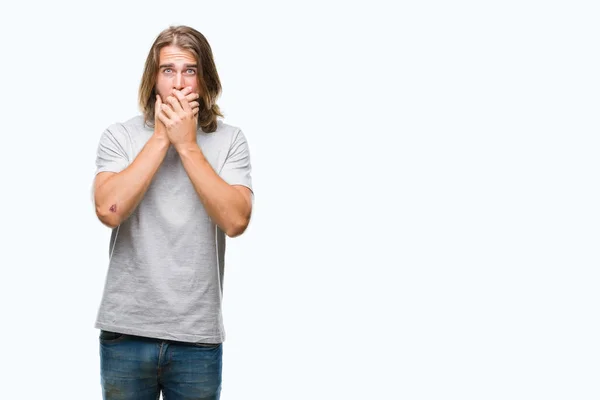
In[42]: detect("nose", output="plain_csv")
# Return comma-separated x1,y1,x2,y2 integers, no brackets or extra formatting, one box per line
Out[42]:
174,73,185,90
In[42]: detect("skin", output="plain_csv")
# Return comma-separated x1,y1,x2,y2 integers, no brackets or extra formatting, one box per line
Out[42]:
156,45,253,237
94,85,199,228
154,44,201,149
95,45,252,237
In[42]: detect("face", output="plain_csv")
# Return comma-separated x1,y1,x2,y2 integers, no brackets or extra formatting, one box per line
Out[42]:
155,45,200,100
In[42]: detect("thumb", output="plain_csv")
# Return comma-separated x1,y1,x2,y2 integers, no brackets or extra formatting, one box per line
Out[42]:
155,95,166,129
155,95,162,121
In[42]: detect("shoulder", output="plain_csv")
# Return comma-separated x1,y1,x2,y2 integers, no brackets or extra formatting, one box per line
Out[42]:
120,115,152,135
213,120,241,136
209,120,249,146
101,115,142,134
101,115,151,144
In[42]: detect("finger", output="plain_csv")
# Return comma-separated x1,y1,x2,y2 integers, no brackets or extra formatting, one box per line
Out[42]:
174,87,199,105
161,102,177,119
175,86,193,96
189,101,199,109
185,91,200,102
166,95,184,114
173,90,192,113
155,95,166,124
156,109,170,126
155,94,162,115
171,87,193,103
193,107,199,116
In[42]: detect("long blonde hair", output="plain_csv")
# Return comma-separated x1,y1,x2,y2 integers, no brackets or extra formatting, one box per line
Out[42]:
138,25,223,133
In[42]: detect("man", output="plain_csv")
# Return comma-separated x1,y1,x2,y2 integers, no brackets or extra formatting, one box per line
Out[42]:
92,25,253,400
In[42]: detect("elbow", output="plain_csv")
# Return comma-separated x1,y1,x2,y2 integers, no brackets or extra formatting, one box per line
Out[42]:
95,204,122,229
225,216,250,238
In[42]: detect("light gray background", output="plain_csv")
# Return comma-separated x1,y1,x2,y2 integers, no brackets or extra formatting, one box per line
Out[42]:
0,1,597,399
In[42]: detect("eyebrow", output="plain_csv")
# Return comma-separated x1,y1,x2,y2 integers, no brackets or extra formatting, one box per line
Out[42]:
159,63,198,69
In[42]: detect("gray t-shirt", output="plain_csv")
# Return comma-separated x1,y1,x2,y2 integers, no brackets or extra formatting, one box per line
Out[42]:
92,115,253,344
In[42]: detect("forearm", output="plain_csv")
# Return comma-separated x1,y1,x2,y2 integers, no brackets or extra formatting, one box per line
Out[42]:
95,136,170,228
177,144,250,237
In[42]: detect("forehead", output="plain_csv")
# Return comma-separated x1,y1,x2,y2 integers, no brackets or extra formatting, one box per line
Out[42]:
159,45,196,64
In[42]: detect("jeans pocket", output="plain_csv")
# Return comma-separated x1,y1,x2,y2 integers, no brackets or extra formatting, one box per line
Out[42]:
99,330,127,343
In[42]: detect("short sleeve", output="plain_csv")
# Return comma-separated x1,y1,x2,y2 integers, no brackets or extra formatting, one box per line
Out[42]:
220,129,253,194
95,123,132,175
90,123,132,205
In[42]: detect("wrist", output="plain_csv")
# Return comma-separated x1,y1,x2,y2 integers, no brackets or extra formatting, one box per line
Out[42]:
150,134,171,151
174,142,200,156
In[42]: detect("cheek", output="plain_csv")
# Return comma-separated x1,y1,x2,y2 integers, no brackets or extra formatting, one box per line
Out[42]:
185,77,199,91
155,77,170,95
156,82,172,101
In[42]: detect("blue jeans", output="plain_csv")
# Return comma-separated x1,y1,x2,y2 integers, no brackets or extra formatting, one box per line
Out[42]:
99,330,222,400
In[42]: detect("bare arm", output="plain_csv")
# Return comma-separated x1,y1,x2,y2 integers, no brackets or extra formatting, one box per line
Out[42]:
177,144,252,237
94,135,170,228
94,88,200,228
157,89,253,237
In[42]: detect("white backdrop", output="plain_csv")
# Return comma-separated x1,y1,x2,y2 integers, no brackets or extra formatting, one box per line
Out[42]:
0,1,598,399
